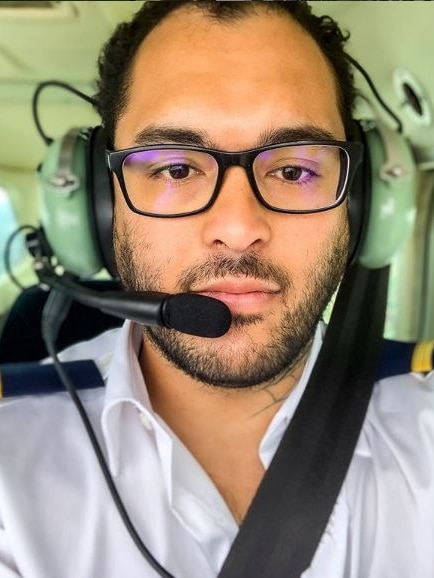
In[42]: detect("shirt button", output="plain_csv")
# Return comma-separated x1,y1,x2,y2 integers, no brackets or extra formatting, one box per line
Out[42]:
139,412,153,431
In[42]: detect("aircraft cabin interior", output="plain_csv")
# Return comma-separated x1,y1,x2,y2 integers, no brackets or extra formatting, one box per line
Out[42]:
0,2,433,577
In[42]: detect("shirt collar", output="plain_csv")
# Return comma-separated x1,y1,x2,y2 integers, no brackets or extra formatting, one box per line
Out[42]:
101,321,153,475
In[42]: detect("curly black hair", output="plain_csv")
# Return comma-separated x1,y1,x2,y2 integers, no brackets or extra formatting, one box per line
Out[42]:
94,1,356,146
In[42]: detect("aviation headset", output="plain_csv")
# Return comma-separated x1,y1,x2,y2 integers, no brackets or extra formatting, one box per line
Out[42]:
36,93,417,280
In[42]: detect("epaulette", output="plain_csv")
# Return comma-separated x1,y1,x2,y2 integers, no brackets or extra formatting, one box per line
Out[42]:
378,339,434,379
0,360,104,399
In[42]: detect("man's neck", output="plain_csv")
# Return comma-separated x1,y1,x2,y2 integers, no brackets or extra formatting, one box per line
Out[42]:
140,335,305,431
139,338,307,523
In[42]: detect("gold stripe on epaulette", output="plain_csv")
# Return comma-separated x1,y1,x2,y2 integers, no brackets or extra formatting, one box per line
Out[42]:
412,340,434,373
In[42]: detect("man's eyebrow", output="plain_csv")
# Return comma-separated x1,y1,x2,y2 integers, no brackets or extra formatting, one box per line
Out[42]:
257,125,339,147
132,124,339,149
133,126,214,147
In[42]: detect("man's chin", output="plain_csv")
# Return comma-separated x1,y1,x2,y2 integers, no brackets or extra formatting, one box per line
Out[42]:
143,321,308,390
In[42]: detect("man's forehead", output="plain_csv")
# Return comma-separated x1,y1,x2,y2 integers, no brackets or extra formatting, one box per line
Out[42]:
115,5,344,147
133,4,325,72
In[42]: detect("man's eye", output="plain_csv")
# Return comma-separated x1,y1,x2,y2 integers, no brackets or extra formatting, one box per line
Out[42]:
159,164,194,180
272,165,317,184
280,166,303,181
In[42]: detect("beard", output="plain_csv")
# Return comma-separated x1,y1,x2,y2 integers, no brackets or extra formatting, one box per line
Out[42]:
113,217,349,390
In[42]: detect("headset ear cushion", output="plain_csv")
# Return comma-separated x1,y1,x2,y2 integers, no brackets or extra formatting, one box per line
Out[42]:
346,120,371,266
87,126,118,278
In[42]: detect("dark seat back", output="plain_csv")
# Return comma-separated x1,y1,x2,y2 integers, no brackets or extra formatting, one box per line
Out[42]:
0,282,123,363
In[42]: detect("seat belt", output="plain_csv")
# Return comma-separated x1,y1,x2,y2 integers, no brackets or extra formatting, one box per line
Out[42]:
218,263,390,578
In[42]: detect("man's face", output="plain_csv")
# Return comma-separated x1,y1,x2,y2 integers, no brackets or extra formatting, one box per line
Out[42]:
112,6,349,389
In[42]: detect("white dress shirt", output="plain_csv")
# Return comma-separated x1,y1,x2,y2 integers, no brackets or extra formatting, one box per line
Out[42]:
0,320,433,578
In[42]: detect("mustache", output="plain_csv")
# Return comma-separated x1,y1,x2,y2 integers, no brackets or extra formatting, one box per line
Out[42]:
177,253,293,294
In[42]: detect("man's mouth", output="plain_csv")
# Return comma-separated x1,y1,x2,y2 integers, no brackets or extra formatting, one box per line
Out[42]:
192,278,281,314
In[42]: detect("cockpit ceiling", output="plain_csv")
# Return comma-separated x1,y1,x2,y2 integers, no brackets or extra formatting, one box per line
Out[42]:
0,1,433,170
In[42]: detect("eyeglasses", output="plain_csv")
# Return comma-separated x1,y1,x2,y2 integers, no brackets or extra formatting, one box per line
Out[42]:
107,140,363,218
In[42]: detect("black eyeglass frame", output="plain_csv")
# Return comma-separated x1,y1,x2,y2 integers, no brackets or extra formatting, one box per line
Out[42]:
106,140,364,218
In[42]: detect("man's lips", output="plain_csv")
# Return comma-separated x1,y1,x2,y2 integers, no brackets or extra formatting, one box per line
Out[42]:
192,279,281,313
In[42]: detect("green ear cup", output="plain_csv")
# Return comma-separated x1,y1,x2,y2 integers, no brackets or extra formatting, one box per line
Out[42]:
357,122,417,269
38,128,106,278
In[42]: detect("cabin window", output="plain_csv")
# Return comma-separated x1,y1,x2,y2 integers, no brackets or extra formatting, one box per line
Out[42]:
0,186,25,277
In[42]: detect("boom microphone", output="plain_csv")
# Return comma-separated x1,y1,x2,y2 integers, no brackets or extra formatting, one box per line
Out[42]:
38,269,232,338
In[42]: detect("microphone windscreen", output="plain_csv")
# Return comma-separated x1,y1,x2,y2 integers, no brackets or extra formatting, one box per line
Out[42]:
162,294,232,337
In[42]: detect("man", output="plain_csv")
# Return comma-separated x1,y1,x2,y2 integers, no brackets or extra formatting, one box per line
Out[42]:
0,2,432,577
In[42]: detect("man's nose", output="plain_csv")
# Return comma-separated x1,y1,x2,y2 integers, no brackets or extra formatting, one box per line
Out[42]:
200,166,272,253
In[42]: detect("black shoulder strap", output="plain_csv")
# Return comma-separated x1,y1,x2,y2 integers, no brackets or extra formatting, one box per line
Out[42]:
218,263,390,578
